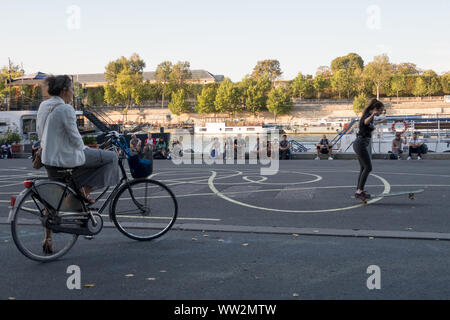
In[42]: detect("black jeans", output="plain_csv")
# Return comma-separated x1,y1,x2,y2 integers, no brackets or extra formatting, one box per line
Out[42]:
409,146,423,157
353,137,372,191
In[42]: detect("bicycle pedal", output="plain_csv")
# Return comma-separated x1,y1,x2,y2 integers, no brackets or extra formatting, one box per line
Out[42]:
84,236,95,240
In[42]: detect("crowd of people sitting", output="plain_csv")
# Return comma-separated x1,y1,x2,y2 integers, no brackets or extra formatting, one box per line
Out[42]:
127,133,182,160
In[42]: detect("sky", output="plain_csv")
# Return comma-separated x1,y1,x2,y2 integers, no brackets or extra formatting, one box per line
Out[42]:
0,0,449,81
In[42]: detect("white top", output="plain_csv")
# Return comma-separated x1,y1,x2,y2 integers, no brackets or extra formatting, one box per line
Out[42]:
409,137,423,145
37,96,86,168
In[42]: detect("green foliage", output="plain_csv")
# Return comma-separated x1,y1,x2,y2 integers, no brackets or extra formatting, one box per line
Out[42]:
104,54,146,107
251,60,282,81
313,74,328,99
82,136,97,145
214,78,241,115
245,74,272,115
390,73,406,98
195,86,217,114
441,73,450,95
353,94,368,115
87,86,105,106
169,61,192,89
394,63,420,75
421,70,442,97
1,128,22,144
330,53,364,74
168,89,191,115
413,77,428,97
364,54,393,99
267,86,293,121
290,73,308,98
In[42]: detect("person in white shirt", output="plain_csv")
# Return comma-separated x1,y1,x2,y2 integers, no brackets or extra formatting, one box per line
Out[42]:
407,132,423,160
37,75,120,253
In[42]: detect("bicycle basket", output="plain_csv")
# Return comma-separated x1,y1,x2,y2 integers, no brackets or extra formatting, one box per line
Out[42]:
128,154,153,179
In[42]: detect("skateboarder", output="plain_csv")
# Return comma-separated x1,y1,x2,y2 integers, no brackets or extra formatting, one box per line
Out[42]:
353,99,387,200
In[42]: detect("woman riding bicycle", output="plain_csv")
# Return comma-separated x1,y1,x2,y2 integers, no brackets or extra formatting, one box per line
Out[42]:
37,75,120,253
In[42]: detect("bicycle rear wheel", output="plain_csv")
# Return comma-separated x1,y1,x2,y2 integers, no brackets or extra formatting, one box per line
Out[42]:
110,179,178,241
11,186,78,262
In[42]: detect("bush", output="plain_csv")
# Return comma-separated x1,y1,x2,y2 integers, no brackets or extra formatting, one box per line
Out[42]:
353,94,368,115
82,136,97,145
1,129,21,144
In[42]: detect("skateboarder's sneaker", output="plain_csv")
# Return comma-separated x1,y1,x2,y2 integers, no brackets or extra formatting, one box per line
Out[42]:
328,157,333,160
355,191,371,200
407,156,412,160
315,157,320,160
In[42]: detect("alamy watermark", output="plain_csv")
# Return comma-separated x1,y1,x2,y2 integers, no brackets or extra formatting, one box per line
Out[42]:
66,5,81,30
66,265,81,290
366,5,381,30
169,129,280,175
366,265,381,290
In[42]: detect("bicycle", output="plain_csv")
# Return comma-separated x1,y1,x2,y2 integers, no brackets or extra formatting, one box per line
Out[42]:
8,131,178,262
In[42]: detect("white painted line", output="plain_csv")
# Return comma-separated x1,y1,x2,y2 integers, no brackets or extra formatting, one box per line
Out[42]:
207,170,391,213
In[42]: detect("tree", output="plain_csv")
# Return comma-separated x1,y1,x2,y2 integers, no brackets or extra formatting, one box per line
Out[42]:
267,86,293,122
441,72,450,95
394,63,420,75
251,59,282,81
413,77,427,97
331,69,351,99
290,73,308,99
364,54,393,99
195,86,216,114
330,53,364,99
353,94,368,115
0,60,25,110
104,54,146,108
168,89,191,115
105,53,145,82
245,74,272,115
313,74,328,99
390,73,406,100
155,61,173,108
421,70,442,97
169,61,192,90
214,78,241,116
86,87,105,106
330,53,364,74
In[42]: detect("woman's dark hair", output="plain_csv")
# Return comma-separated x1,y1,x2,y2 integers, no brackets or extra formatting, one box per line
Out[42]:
45,75,72,96
362,98,385,116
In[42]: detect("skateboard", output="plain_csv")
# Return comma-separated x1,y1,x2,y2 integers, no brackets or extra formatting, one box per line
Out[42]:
354,189,425,205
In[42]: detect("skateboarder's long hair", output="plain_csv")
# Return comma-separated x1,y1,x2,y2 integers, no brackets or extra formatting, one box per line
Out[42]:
362,98,385,116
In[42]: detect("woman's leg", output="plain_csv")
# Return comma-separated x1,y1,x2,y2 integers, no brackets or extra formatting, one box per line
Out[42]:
357,142,372,191
354,139,372,192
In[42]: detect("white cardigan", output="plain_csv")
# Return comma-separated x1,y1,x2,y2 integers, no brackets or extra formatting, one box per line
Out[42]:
37,96,86,168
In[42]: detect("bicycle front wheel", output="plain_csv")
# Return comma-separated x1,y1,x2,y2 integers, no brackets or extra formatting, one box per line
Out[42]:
110,179,178,241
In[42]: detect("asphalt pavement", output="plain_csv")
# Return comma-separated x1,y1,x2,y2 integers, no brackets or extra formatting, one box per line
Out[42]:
0,158,449,299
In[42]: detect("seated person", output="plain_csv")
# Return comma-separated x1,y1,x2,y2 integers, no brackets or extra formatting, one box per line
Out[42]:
169,138,183,159
129,134,142,156
279,135,291,160
391,133,406,159
408,132,424,160
154,137,167,159
315,135,333,160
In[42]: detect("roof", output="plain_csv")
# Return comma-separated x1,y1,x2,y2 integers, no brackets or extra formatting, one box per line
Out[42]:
10,70,224,86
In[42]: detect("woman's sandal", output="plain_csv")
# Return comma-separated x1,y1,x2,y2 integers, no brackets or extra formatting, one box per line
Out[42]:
42,238,54,254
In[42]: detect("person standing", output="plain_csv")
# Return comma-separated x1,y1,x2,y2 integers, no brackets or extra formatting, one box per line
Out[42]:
353,99,387,200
